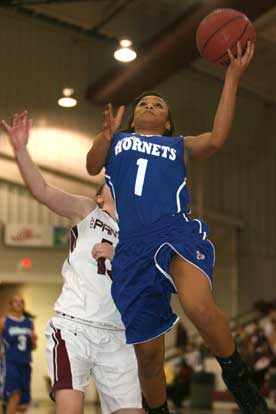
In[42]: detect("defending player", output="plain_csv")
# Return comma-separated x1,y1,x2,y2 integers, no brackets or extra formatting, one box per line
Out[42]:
1,113,143,414
86,42,268,414
0,295,37,414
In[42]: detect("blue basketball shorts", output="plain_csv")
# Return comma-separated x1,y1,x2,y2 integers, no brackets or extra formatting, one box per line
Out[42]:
111,213,215,344
3,360,31,406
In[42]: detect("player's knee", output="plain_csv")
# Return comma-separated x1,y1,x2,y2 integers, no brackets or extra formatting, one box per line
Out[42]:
188,303,218,332
139,356,164,378
56,389,84,414
7,390,21,404
135,344,164,377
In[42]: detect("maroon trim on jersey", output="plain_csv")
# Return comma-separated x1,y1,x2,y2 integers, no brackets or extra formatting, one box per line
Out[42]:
50,327,73,401
70,225,78,253
51,332,58,385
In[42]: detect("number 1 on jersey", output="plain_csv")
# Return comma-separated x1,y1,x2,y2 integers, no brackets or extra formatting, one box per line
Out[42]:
135,158,148,196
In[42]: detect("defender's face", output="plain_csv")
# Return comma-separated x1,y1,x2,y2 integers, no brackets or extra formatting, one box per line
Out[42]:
96,184,115,207
97,184,116,218
101,184,114,206
132,95,170,133
10,295,25,313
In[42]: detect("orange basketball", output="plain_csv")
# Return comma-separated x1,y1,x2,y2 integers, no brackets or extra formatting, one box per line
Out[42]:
196,8,256,67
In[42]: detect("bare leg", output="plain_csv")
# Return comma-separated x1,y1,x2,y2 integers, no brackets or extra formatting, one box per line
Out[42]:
55,389,84,414
6,392,21,414
170,255,268,414
170,255,234,357
134,336,166,408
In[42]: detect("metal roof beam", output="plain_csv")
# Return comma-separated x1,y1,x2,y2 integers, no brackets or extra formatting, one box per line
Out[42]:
86,0,276,105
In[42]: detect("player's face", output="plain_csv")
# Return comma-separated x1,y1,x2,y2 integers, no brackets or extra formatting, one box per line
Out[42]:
10,295,25,314
101,185,114,205
96,185,116,217
132,95,171,133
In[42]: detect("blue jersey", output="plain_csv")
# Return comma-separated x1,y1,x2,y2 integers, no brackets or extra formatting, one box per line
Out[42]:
2,316,33,364
105,131,190,235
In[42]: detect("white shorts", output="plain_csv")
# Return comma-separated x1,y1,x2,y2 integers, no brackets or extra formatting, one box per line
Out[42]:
45,317,142,414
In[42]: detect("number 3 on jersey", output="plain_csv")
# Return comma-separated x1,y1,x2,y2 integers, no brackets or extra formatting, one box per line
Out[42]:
134,158,148,196
18,335,27,351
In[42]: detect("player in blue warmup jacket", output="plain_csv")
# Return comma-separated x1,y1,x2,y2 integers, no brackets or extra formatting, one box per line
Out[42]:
0,295,37,414
87,42,267,414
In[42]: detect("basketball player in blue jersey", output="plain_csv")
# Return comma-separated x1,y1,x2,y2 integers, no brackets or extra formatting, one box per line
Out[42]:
1,113,143,414
0,295,37,414
87,41,268,414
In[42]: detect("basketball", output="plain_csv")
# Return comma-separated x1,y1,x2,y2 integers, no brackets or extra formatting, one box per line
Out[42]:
196,8,256,67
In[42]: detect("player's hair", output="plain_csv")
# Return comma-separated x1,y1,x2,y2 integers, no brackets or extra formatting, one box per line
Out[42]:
123,91,175,136
23,310,35,319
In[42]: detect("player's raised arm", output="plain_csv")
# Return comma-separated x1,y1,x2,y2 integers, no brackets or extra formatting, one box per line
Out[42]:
185,41,254,160
1,111,95,221
86,103,125,175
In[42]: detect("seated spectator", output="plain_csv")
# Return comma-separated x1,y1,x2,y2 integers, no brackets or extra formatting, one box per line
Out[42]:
264,309,276,356
253,350,272,391
184,342,202,372
268,364,276,404
167,358,193,408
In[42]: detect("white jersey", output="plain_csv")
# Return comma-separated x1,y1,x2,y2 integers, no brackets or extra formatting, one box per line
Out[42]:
54,206,124,330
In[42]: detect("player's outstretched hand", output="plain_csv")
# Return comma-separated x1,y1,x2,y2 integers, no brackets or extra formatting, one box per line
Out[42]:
1,111,32,152
226,40,254,82
102,103,125,142
92,242,115,261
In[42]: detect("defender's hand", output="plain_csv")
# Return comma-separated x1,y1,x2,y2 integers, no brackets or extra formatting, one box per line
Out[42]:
1,111,32,152
92,242,115,261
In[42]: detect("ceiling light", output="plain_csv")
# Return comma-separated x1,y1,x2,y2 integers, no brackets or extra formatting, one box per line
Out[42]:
58,88,77,108
114,39,137,63
120,39,132,48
